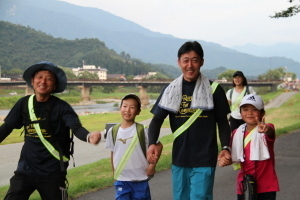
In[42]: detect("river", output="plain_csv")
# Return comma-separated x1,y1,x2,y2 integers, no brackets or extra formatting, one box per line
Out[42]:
0,100,156,116
0,102,118,116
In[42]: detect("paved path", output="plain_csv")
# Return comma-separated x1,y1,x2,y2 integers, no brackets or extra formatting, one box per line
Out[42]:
75,130,300,200
0,119,171,187
0,92,297,199
264,92,296,110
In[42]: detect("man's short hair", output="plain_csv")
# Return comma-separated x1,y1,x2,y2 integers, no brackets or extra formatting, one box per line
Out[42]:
178,41,204,59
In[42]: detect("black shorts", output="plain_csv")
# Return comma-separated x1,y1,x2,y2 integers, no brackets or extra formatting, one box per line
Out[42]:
4,172,68,200
237,191,276,200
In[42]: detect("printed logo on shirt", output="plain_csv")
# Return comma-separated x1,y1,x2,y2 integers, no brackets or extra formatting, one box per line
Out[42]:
178,95,198,115
177,95,208,118
25,117,51,138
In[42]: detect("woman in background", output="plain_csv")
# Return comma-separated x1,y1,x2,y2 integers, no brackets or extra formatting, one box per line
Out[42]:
226,71,256,131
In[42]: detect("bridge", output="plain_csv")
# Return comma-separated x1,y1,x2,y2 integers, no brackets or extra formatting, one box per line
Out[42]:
0,80,279,107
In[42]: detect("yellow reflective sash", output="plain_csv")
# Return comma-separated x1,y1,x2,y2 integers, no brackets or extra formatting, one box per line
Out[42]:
173,82,219,140
114,132,139,180
230,87,246,111
28,95,69,162
232,127,256,170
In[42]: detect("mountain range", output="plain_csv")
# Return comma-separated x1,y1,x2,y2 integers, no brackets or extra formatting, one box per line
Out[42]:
0,0,299,77
231,43,300,63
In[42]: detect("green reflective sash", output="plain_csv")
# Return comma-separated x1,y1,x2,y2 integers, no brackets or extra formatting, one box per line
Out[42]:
114,132,139,180
28,95,69,162
232,127,256,170
230,87,246,111
173,82,219,140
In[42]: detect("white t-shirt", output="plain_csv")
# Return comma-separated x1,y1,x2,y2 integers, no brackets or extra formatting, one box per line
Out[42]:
226,86,256,119
105,123,149,181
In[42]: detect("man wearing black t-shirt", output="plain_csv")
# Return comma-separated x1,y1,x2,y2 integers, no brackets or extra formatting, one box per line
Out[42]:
0,61,101,200
147,41,232,200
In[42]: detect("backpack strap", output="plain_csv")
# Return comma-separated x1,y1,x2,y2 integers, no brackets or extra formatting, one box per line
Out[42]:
230,88,233,102
112,122,146,158
245,86,249,95
136,123,146,158
112,123,121,145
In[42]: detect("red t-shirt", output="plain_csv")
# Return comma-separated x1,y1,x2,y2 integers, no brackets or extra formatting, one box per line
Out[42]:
232,124,280,194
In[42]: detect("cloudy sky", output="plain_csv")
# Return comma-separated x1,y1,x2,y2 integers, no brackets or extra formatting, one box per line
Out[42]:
60,0,300,48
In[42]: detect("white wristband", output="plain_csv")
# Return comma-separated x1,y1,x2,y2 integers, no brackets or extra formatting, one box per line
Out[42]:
86,133,91,143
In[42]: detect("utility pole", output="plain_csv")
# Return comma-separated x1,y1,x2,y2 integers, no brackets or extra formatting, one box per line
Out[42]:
284,66,288,81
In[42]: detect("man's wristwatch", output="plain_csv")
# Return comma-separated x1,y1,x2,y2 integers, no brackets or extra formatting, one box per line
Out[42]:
222,146,231,153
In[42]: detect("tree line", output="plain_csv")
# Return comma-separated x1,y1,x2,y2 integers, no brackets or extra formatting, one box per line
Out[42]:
0,21,179,79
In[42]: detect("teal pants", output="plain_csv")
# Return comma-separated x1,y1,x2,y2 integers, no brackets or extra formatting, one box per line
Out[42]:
172,165,215,200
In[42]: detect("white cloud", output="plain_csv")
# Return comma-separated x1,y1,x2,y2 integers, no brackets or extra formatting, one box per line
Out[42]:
60,0,300,47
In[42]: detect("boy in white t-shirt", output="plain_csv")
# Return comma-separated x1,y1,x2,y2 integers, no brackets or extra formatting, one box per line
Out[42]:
105,94,163,200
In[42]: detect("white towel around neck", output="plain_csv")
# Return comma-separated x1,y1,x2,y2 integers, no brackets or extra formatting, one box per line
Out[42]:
158,73,214,113
231,124,270,163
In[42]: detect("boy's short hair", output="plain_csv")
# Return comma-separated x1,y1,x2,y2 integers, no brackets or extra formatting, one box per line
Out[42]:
121,93,141,110
239,94,264,110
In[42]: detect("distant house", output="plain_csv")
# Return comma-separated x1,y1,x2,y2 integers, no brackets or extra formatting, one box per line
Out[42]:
107,74,126,81
72,64,108,80
133,74,148,80
148,72,157,76
133,72,157,80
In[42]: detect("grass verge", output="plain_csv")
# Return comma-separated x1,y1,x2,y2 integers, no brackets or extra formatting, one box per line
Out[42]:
0,134,173,199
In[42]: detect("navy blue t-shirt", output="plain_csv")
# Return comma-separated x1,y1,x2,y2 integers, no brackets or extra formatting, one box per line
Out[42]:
0,95,89,177
151,80,231,167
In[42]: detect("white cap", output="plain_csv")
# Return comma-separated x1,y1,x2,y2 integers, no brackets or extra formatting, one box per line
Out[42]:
239,94,264,110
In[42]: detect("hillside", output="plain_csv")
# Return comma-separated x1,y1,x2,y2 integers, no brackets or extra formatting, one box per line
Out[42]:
231,43,300,63
0,0,300,77
0,21,180,78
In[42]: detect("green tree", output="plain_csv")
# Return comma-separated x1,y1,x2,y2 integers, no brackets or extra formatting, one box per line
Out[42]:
8,69,23,75
0,21,176,79
120,51,126,59
126,75,134,80
217,69,238,80
60,66,77,79
147,72,169,80
257,67,296,81
102,86,117,93
78,70,98,80
271,0,300,18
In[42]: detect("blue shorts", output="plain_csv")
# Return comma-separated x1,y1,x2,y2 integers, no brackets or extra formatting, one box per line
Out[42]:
114,180,151,200
172,165,215,200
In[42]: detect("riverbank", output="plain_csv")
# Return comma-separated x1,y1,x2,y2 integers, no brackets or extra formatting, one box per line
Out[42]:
0,99,123,122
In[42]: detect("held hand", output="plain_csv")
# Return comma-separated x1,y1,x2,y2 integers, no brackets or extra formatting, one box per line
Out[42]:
256,117,269,133
89,131,101,144
217,150,232,167
147,144,159,164
147,164,156,176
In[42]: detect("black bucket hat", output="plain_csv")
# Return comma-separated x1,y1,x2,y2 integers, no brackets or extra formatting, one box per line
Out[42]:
23,61,67,93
